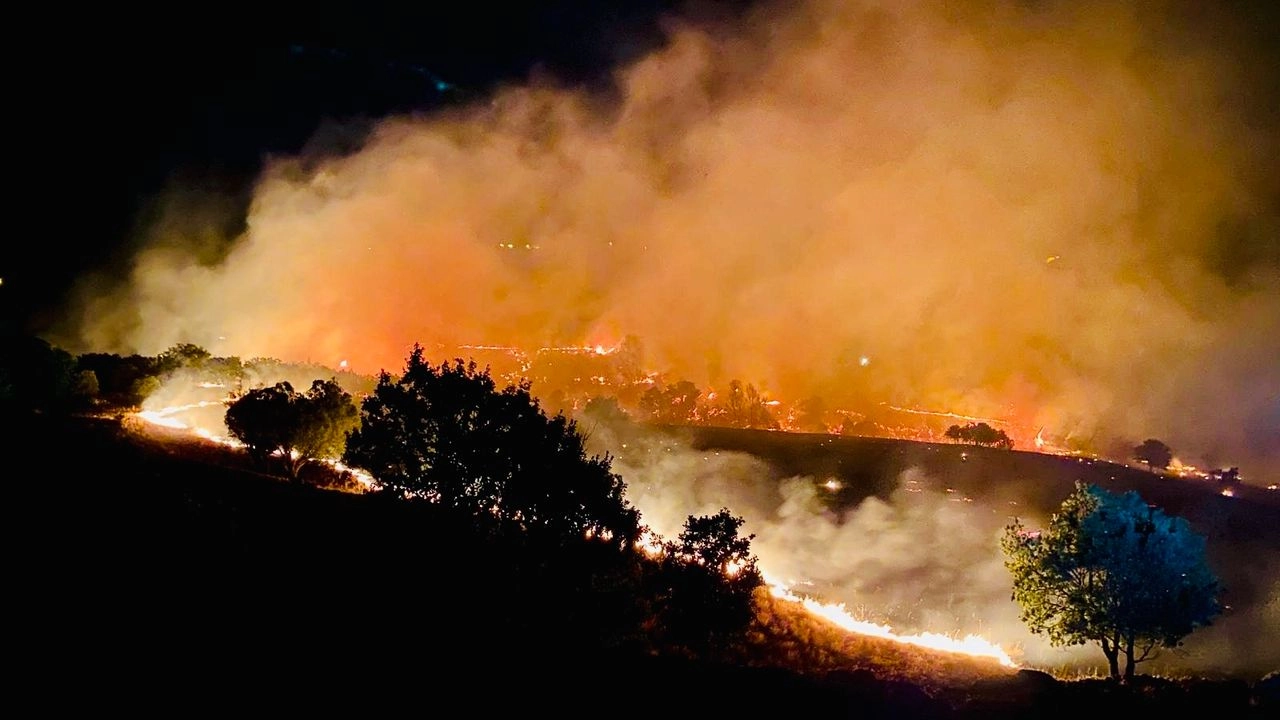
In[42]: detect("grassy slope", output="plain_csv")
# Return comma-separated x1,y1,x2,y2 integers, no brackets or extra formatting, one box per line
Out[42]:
14,412,1278,716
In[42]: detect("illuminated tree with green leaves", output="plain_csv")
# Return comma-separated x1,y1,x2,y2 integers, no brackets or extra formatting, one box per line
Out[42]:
1002,482,1220,682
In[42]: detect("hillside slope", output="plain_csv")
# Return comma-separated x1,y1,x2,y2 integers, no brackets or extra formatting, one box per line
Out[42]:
12,412,1278,716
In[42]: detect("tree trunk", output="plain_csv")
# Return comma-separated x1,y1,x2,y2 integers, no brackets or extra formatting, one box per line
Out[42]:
285,454,307,482
1122,636,1136,683
1100,638,1120,680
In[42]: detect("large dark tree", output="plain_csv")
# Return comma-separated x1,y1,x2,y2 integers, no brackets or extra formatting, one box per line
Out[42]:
0,335,75,413
1133,438,1173,471
1002,482,1220,682
653,508,762,657
225,378,358,481
945,422,1014,449
343,345,640,548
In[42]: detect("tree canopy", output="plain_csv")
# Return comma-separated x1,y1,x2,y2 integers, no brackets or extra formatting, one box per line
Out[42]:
225,378,359,481
654,508,763,657
342,345,641,548
1002,482,1221,681
945,422,1014,449
638,379,701,425
1133,438,1173,471
0,335,75,413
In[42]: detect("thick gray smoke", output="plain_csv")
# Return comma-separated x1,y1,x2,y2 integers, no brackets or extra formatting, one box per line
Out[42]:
58,0,1278,481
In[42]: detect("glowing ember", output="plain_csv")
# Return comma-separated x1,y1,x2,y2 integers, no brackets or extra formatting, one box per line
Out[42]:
766,575,1018,668
1220,488,1235,498
1269,484,1277,491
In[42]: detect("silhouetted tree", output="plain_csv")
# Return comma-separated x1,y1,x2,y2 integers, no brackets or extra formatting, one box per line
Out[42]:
343,345,641,548
946,422,1014,449
0,335,75,413
638,379,701,425
654,508,763,657
1133,439,1173,471
225,378,358,481
1002,482,1220,682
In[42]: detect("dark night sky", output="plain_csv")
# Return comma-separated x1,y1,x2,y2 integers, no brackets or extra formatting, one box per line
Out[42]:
5,0,1277,337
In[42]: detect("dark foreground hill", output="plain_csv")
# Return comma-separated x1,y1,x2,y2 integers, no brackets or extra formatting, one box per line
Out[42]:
12,412,1279,717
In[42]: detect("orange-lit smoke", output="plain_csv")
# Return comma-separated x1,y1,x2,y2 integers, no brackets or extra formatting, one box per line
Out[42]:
59,0,1279,481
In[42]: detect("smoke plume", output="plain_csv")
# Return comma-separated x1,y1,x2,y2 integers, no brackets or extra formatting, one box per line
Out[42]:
58,0,1279,480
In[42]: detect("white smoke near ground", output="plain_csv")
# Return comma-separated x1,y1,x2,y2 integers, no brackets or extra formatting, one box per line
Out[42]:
593,421,1276,675
53,0,1280,484
593,422,1095,671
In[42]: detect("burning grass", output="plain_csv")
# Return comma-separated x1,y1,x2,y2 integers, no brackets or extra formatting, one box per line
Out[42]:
741,588,1016,692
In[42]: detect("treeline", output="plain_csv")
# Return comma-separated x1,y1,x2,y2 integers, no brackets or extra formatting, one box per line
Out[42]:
221,344,766,659
0,335,372,413
4,335,772,663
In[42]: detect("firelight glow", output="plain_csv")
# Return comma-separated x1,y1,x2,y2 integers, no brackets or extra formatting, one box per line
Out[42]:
765,575,1017,668
131,401,1017,669
61,0,1280,485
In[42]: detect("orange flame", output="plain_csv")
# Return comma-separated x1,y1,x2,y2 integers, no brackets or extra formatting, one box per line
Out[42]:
132,399,375,490
765,574,1017,668
138,395,1015,668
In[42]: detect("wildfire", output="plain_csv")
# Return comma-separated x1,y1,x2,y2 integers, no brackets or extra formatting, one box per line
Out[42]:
765,575,1018,668
883,404,1008,427
137,392,1016,669
630,526,1016,668
132,399,375,490
135,400,228,429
